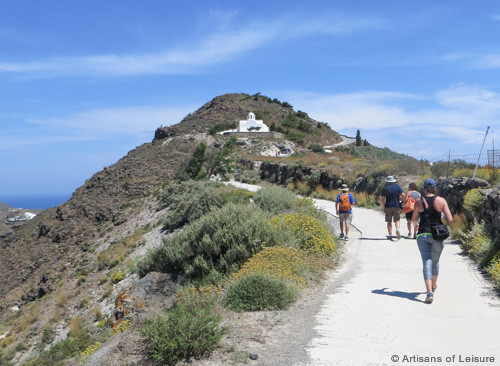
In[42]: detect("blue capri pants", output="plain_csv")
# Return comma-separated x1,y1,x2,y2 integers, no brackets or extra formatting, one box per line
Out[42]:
416,234,445,280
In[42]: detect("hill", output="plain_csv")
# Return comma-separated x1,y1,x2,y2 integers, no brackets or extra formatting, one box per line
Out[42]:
0,92,409,365
0,93,345,303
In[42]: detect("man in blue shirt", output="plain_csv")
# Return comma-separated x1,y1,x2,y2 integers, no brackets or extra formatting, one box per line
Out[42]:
335,184,355,240
380,176,406,240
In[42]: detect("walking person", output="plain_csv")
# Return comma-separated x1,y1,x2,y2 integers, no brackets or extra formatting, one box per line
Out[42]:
403,183,421,238
412,178,453,304
335,184,355,240
380,176,405,240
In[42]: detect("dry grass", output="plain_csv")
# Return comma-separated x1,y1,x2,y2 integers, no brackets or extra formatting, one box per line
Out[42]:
55,290,68,307
69,315,84,337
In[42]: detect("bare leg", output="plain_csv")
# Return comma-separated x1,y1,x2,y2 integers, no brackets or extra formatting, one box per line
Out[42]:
432,275,438,290
345,222,350,237
407,220,412,236
387,222,392,236
424,279,433,293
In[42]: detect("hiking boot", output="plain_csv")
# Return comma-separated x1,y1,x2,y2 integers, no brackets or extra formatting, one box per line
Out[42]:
339,233,344,239
396,230,401,240
425,292,434,304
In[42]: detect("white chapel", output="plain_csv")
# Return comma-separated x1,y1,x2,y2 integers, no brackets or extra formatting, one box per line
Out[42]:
237,112,270,132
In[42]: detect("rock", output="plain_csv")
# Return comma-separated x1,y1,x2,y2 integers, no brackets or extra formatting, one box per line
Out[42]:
249,353,258,360
10,306,20,312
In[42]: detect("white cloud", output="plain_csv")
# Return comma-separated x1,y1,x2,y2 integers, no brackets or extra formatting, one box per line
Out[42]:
276,85,499,158
436,84,500,116
277,90,424,129
0,104,196,149
0,12,382,78
29,105,194,136
473,54,500,69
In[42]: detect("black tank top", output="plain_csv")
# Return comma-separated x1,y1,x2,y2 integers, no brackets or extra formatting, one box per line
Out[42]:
418,195,442,234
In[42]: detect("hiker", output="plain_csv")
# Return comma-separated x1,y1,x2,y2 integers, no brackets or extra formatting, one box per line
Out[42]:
335,184,355,240
403,182,421,238
380,176,405,240
412,178,453,304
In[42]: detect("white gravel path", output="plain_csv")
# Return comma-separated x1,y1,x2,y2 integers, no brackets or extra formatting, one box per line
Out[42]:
227,182,500,366
303,203,500,366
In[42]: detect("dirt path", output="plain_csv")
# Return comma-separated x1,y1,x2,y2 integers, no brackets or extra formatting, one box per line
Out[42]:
224,186,500,366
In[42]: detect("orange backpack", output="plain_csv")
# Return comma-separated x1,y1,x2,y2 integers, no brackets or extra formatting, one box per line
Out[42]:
339,193,351,212
403,195,415,213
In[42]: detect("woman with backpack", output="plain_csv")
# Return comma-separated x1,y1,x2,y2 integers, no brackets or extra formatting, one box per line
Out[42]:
403,182,421,238
412,178,453,304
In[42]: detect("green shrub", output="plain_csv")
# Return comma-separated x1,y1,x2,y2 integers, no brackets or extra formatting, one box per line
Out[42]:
463,189,485,215
269,213,336,255
225,273,297,311
22,331,94,365
137,203,292,283
237,170,261,185
488,254,500,287
253,185,297,214
285,131,306,143
159,180,226,231
295,197,327,222
282,113,299,128
308,144,325,153
231,246,323,288
140,301,226,366
111,272,124,284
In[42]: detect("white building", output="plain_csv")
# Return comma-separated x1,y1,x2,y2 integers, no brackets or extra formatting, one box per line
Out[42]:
237,112,270,132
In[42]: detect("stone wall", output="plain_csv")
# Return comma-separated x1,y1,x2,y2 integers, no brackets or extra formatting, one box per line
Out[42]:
437,177,499,238
479,189,500,238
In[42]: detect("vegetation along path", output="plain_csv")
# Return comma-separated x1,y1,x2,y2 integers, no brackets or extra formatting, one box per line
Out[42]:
230,183,500,366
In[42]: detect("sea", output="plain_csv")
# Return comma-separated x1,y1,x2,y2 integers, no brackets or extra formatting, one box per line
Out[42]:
0,193,72,210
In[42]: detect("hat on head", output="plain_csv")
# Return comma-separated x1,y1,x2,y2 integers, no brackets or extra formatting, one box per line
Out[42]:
385,176,397,183
423,178,437,188
341,184,349,191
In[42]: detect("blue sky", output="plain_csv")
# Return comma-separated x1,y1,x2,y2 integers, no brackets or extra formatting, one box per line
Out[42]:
1,1,499,199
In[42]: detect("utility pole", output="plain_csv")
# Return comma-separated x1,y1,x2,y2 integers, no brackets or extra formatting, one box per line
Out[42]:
447,149,451,178
493,139,496,183
473,126,490,178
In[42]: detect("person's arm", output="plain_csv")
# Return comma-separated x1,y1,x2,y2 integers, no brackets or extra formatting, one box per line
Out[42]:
399,187,406,203
412,198,422,228
437,197,453,224
380,195,386,208
335,197,339,215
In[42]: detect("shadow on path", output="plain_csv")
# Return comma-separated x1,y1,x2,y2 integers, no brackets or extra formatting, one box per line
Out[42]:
372,288,424,303
359,237,391,241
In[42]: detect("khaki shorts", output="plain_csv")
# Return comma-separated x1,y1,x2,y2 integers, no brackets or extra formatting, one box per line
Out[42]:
339,213,352,224
385,207,401,223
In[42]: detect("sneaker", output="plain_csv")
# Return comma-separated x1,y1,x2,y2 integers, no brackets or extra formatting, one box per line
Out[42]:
344,236,348,240
425,292,434,304
396,230,401,240
432,285,437,293
408,232,411,237
413,234,417,239
339,233,344,239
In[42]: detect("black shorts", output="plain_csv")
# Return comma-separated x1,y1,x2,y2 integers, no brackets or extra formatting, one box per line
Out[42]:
405,211,413,220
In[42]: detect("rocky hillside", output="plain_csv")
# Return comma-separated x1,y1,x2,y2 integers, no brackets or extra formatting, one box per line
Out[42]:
0,93,348,365
0,93,342,303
